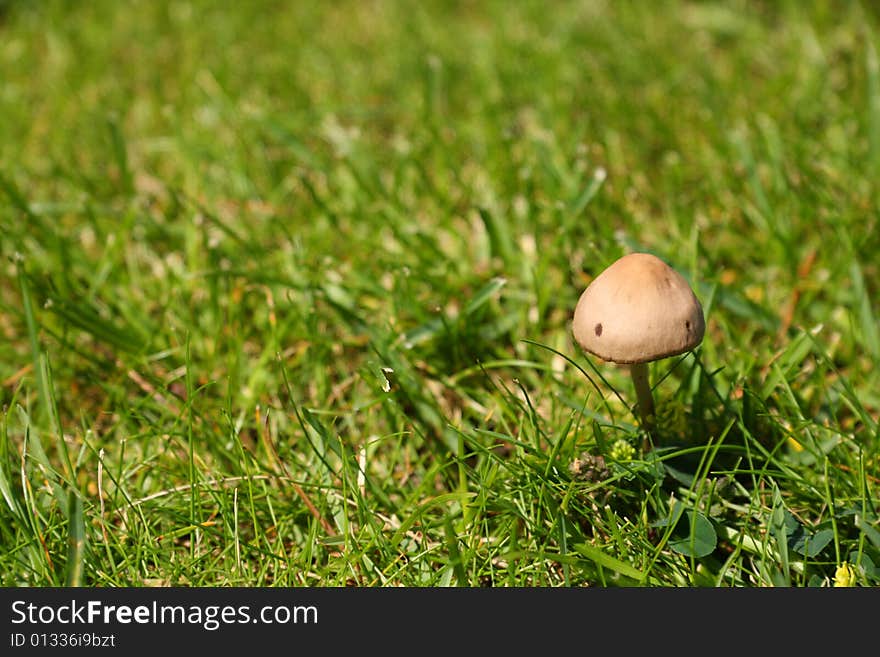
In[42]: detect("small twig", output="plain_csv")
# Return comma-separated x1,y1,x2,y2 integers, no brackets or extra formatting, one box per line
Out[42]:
257,405,338,538
291,480,338,538
2,363,32,387
834,463,880,485
125,364,183,416
777,247,817,341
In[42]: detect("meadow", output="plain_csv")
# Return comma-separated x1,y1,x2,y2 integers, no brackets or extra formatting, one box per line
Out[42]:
0,0,878,587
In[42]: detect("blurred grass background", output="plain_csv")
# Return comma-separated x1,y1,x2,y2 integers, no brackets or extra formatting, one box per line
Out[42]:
0,0,878,586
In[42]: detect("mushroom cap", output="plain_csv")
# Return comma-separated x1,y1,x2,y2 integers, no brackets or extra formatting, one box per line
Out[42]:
572,252,705,364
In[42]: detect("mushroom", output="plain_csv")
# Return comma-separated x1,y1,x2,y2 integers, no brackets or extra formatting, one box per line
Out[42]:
572,252,705,438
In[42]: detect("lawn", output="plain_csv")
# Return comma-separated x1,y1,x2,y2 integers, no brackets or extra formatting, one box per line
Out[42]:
0,0,878,587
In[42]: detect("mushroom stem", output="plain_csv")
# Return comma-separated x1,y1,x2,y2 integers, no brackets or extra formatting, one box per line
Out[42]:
629,362,655,435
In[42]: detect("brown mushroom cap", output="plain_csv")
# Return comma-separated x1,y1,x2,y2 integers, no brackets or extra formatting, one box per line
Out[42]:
572,252,705,364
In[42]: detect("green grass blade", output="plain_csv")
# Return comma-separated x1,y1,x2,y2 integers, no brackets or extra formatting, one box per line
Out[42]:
64,494,86,587
866,31,880,172
850,260,880,360
573,542,647,584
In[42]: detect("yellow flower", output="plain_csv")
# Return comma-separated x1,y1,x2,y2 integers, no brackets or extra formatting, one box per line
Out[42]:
608,438,635,462
833,563,855,587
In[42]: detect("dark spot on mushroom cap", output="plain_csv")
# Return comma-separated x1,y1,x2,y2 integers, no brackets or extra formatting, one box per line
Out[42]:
594,323,602,337
685,320,691,331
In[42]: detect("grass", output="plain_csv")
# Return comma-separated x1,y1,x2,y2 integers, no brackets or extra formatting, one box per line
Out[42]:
0,0,878,588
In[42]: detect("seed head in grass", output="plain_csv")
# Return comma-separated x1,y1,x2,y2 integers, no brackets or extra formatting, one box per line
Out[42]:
608,438,636,462
572,253,705,444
